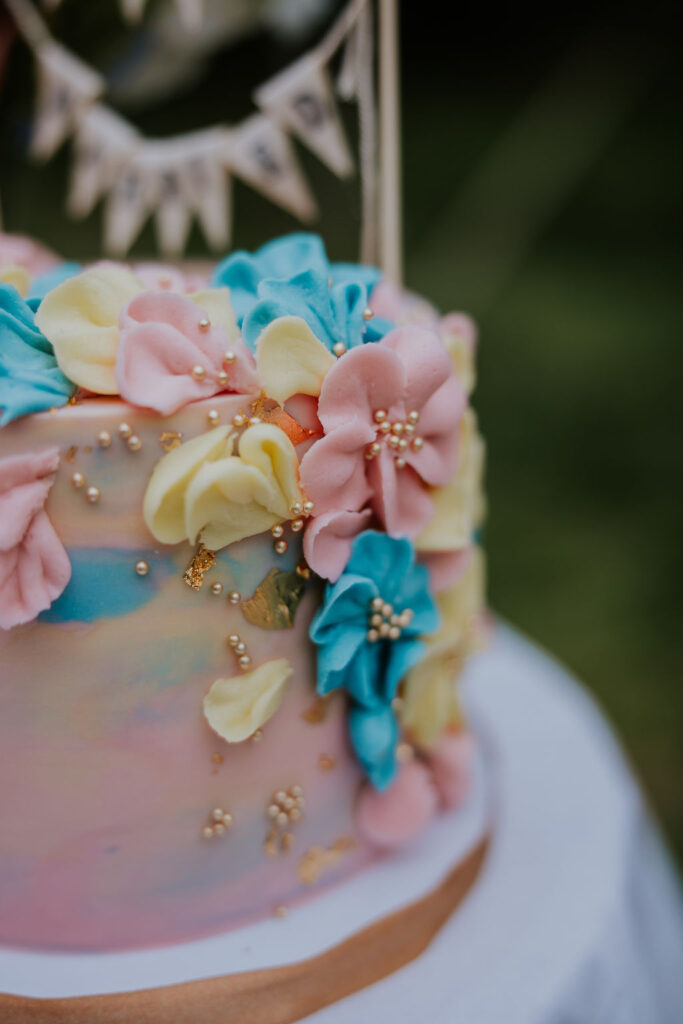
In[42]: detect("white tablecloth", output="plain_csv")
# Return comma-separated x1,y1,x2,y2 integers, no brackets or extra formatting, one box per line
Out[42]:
2,626,682,1022
309,624,683,1024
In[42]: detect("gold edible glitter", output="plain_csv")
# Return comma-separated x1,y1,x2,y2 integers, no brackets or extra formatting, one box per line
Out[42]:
159,431,183,452
183,544,216,590
301,696,330,725
65,445,78,463
318,753,336,773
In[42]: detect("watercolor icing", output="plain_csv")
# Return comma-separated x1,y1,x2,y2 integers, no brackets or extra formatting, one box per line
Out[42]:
0,234,486,952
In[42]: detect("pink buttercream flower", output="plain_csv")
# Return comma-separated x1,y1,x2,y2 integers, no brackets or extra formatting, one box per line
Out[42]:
356,759,439,849
300,326,464,578
0,448,71,630
0,233,61,275
133,263,207,294
116,291,260,415
370,279,477,349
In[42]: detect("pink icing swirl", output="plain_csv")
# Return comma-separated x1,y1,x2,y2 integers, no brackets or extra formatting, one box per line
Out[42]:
116,291,260,415
0,447,71,630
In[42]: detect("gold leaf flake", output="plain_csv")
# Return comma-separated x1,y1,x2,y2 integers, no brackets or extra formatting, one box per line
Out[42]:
298,837,356,885
318,753,336,773
183,543,216,590
241,568,306,630
64,445,78,462
301,695,331,725
159,430,183,452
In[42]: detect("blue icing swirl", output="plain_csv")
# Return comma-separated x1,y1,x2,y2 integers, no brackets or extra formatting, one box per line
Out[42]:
212,232,392,353
0,283,76,426
38,548,177,624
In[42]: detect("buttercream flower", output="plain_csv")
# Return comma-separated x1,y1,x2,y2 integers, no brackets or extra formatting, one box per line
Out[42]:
35,264,143,394
0,447,71,630
133,263,207,294
310,531,439,789
300,326,464,559
370,279,478,395
213,232,382,326
355,759,439,849
203,659,293,743
143,422,304,550
0,233,61,276
416,408,486,590
0,283,76,425
401,546,485,749
116,291,259,415
27,262,82,303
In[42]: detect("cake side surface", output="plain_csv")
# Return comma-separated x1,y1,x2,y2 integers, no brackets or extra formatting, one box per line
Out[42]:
0,234,486,951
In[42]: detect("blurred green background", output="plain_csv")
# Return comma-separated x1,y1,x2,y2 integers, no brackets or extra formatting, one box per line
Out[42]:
1,0,681,855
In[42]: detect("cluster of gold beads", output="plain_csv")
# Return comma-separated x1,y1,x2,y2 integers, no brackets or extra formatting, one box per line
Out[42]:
265,785,305,856
227,632,252,670
209,583,241,603
201,806,234,840
118,422,142,453
270,500,315,555
70,471,100,504
188,327,237,391
366,596,414,642
365,409,424,470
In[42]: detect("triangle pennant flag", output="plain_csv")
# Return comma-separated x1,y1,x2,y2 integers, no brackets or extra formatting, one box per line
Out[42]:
181,139,232,251
103,151,158,256
225,116,318,223
255,54,354,180
67,105,139,219
31,41,105,161
120,0,149,22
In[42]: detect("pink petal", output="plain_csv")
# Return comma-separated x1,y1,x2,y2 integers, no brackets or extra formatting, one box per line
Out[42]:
368,280,438,327
317,343,405,434
382,326,454,413
303,508,373,582
404,373,464,487
419,547,471,592
428,731,474,810
356,760,439,849
439,312,478,350
300,421,374,516
0,233,61,274
368,448,435,538
133,263,188,293
0,448,60,551
117,292,259,415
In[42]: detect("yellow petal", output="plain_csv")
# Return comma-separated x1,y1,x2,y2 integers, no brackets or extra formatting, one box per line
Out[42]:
203,658,293,743
417,409,486,553
184,424,303,549
442,327,476,396
189,287,241,343
0,265,30,297
255,315,335,404
143,425,232,544
402,657,462,749
35,265,143,394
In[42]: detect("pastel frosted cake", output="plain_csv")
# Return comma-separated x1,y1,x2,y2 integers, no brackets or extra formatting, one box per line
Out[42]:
0,233,485,952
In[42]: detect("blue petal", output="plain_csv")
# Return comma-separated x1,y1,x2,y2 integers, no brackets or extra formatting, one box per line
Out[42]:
349,703,399,790
346,530,414,600
397,562,440,637
0,283,75,425
385,637,426,701
310,573,377,641
330,261,383,293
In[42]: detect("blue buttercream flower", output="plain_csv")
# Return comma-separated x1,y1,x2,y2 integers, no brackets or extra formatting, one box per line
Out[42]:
212,232,393,354
310,530,439,789
0,283,76,426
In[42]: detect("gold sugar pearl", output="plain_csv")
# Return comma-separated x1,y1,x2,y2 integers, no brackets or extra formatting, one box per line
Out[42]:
378,420,391,434
198,318,211,331
283,796,295,811
412,437,424,451
232,413,246,428
228,634,240,648
382,603,394,618
290,785,304,798
213,821,226,836
290,518,304,533
251,729,263,744
127,435,142,452
289,807,301,822
274,539,288,555
392,422,404,434
371,597,383,612
222,811,234,826
290,502,303,516
135,560,149,577
248,416,261,427
302,500,315,515
395,457,406,469
332,342,346,356
97,430,112,448
202,826,215,840
218,370,229,386
389,625,401,640
271,524,284,539
398,438,409,451
223,351,236,365
228,590,241,604
407,410,420,424
210,582,223,595
268,804,280,819
71,471,85,489
276,812,289,828
192,365,206,382
404,422,415,435
85,486,100,503
118,423,132,440
238,654,252,669
275,791,287,804
363,307,375,321
207,409,220,426
387,434,400,449
367,628,379,642
235,641,246,655
212,807,225,822
374,409,387,423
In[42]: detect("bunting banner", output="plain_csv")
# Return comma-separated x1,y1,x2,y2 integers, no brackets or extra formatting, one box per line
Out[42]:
43,0,205,31
30,40,104,161
254,53,354,179
7,0,389,261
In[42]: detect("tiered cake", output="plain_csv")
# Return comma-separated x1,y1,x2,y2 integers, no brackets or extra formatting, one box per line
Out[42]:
0,233,485,953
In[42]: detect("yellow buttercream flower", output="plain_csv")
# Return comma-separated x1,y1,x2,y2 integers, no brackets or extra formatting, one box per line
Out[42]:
255,315,336,405
417,408,486,554
401,548,485,748
442,322,476,397
143,422,304,550
35,265,143,394
203,659,293,743
0,265,31,297
35,265,240,396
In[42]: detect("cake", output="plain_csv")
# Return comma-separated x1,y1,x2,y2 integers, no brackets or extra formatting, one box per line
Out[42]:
0,232,486,955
